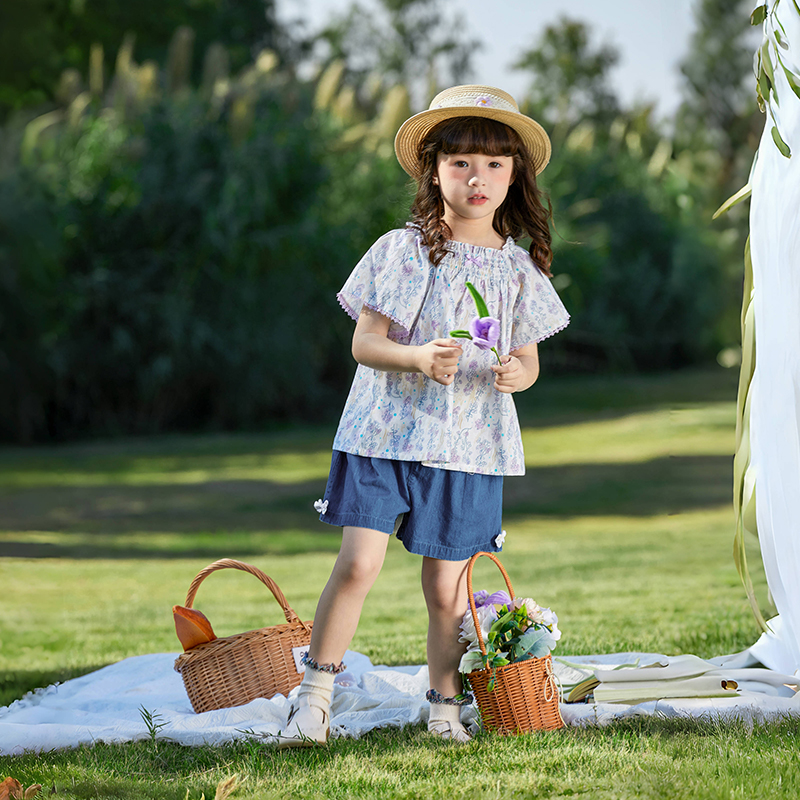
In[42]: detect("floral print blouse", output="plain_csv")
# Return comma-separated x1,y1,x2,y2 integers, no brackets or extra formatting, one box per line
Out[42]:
332,228,570,476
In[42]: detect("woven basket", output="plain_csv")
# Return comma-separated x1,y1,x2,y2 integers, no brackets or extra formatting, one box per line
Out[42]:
465,552,564,734
174,558,312,713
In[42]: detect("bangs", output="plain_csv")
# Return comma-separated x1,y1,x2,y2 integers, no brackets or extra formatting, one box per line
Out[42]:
425,116,522,157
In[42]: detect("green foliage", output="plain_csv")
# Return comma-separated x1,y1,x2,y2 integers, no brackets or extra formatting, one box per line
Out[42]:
539,123,731,372
0,0,291,121
0,6,754,439
0,46,408,442
514,17,621,129
315,0,475,103
675,0,761,212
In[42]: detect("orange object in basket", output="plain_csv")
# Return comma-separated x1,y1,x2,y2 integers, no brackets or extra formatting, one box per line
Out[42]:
173,605,217,651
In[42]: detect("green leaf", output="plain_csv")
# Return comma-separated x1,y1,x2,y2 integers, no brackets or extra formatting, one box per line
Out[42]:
449,330,472,338
712,184,752,219
750,4,767,25
493,609,515,628
771,125,792,158
758,66,773,106
761,45,777,94
780,59,800,100
465,281,490,318
517,627,552,659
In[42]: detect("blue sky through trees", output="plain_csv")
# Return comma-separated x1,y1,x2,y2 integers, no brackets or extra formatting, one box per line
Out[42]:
278,0,696,118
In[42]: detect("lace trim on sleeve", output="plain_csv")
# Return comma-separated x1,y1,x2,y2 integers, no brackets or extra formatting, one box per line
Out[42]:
510,316,571,351
336,293,411,339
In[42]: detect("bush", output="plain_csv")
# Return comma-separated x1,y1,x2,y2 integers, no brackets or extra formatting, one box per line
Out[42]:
0,64,735,442
0,76,409,442
540,133,731,372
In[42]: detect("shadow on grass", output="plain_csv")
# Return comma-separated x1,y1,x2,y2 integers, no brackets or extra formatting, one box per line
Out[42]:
505,454,732,517
0,664,111,708
0,531,343,560
0,452,731,560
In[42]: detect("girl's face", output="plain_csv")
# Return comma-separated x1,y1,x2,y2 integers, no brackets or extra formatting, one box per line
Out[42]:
434,152,515,229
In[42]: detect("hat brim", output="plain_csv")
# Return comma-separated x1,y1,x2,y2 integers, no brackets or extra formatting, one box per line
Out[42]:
394,106,552,179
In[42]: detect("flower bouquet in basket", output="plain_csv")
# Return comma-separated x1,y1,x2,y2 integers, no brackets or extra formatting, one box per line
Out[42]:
459,552,564,733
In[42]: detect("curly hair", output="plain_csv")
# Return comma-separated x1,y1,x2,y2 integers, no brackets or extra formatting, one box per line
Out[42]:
408,116,553,275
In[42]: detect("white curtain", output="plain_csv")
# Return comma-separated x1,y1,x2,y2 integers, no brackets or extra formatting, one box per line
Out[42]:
748,2,800,674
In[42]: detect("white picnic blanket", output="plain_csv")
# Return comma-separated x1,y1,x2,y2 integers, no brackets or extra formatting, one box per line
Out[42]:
2,649,800,754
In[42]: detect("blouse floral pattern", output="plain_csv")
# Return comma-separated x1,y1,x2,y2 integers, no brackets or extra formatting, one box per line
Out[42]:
333,228,570,476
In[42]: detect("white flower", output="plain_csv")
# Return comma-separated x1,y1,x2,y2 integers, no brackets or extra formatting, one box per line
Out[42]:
540,607,562,641
459,603,498,649
314,498,328,515
494,529,507,549
458,650,485,674
512,597,544,625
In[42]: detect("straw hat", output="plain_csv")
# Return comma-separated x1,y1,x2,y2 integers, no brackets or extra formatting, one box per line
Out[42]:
394,84,551,179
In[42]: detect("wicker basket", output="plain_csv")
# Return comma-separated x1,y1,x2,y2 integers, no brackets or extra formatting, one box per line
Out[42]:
174,558,313,713
465,552,564,734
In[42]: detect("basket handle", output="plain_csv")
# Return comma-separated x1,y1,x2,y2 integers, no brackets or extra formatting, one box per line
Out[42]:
465,551,516,658
184,558,309,630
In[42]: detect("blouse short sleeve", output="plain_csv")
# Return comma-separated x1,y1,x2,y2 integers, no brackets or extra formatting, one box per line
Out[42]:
508,247,570,350
337,229,430,340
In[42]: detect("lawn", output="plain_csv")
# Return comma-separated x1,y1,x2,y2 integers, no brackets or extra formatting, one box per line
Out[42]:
2,365,795,800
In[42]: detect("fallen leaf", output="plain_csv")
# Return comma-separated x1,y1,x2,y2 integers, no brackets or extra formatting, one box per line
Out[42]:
214,775,240,800
0,778,23,800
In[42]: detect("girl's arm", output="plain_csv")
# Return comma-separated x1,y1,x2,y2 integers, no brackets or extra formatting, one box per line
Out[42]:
491,342,540,394
352,307,463,386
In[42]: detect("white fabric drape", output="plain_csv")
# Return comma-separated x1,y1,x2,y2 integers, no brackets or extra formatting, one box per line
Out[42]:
2,652,799,754
748,1,800,674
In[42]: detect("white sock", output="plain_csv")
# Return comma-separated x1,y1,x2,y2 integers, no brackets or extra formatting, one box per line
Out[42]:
297,666,335,706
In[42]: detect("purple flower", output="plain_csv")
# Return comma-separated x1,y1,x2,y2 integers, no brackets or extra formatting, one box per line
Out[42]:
468,316,500,350
475,96,493,107
473,589,513,608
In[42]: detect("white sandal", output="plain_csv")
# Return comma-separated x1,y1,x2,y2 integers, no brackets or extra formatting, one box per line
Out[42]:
269,695,330,748
428,719,472,743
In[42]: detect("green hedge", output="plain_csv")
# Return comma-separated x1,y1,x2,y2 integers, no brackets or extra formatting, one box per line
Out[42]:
0,73,735,443
0,80,409,442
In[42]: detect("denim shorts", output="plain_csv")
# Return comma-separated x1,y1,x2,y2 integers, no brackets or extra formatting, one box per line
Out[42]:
318,450,504,561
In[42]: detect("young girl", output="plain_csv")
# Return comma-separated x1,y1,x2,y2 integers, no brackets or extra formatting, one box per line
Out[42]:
272,85,569,746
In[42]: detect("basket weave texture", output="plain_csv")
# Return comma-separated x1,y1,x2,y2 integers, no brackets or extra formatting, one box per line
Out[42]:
173,559,312,713
465,552,564,734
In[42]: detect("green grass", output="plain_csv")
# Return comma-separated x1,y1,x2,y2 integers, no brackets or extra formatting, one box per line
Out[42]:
2,365,792,800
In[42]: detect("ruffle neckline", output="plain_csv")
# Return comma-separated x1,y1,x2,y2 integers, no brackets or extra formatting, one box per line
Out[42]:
405,228,518,275
445,236,515,254
441,236,517,275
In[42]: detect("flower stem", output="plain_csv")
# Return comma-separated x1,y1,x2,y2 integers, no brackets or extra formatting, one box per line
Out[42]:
491,347,502,365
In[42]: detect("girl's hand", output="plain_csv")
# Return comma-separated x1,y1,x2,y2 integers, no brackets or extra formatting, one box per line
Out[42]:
415,339,463,385
491,355,528,393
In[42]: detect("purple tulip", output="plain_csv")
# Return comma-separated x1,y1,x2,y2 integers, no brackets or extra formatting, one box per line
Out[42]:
473,589,513,608
468,316,500,351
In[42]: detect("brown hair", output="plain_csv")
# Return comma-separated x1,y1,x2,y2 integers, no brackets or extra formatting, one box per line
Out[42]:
408,116,553,275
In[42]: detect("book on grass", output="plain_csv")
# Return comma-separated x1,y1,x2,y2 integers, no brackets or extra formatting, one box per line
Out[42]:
592,674,740,704
565,654,800,704
593,654,713,683
567,654,733,704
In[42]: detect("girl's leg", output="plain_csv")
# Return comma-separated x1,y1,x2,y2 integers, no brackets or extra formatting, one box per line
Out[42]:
421,555,469,694
309,525,390,663
420,556,472,742
272,526,388,748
